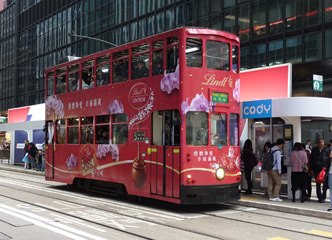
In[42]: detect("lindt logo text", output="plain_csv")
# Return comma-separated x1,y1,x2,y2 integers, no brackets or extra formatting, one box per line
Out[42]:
202,74,233,87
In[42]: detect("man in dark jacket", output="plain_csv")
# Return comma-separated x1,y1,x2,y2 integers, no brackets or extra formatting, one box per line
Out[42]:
310,138,329,203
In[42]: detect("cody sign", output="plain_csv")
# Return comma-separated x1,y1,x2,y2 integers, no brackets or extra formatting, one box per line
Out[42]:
242,99,272,119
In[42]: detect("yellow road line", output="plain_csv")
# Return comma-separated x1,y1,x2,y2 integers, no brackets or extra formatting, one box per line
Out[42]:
308,230,332,238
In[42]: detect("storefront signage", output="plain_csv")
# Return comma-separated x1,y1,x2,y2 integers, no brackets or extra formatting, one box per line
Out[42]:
0,117,6,123
242,99,272,119
211,92,228,103
313,74,323,92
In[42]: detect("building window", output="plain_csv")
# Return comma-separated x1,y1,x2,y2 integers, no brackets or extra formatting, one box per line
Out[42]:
252,1,266,40
269,40,283,66
176,5,185,27
166,8,175,30
326,30,332,58
253,43,266,68
304,0,321,27
269,0,283,35
286,36,302,63
326,0,332,22
238,4,250,42
305,32,322,61
224,9,236,34
240,47,250,71
286,0,303,32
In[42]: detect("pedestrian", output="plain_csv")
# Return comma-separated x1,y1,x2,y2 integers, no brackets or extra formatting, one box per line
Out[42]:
289,142,308,203
301,143,312,200
241,139,258,195
310,138,329,203
267,138,284,202
305,140,312,153
261,141,272,197
325,139,332,211
41,142,45,172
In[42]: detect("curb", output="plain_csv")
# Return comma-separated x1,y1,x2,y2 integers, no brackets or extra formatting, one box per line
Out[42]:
0,166,44,176
229,199,332,220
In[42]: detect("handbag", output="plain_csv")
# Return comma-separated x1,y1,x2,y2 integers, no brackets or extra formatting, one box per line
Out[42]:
294,152,308,173
316,168,326,183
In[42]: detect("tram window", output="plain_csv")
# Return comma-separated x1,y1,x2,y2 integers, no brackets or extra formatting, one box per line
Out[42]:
186,38,202,68
152,110,180,146
206,40,230,71
81,68,94,90
56,75,66,94
113,60,128,83
210,113,227,146
131,54,149,80
153,39,164,49
186,112,208,146
96,125,110,144
96,115,110,124
232,45,239,73
152,50,163,76
67,118,79,144
69,71,79,92
96,54,110,65
96,64,110,86
81,116,93,144
112,114,128,145
47,77,54,96
167,46,178,73
229,114,239,146
56,119,66,144
167,36,179,45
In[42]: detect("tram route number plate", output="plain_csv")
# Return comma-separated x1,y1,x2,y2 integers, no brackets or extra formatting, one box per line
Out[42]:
134,132,145,142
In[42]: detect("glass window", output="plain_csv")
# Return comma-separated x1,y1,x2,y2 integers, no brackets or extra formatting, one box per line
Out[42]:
167,37,179,72
304,0,321,27
139,19,146,39
286,36,302,63
326,0,332,22
305,32,322,61
131,22,138,41
269,0,283,35
269,40,283,66
166,8,174,30
69,71,79,92
148,15,155,36
112,114,128,144
326,30,332,58
47,72,54,96
240,47,250,71
131,54,149,80
153,50,163,76
56,75,66,94
96,64,110,86
224,9,236,34
252,1,266,40
156,12,164,33
286,0,303,32
186,112,208,146
238,4,250,42
253,43,266,68
56,119,66,144
96,115,110,144
81,116,93,144
229,114,239,146
176,5,185,27
211,113,227,146
206,41,229,71
232,45,239,73
81,68,94,89
67,118,79,144
186,38,202,68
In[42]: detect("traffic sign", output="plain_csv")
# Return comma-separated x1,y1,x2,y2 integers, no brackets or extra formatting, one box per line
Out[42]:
313,74,323,92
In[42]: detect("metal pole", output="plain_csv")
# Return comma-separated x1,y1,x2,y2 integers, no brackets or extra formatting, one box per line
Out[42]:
68,32,117,47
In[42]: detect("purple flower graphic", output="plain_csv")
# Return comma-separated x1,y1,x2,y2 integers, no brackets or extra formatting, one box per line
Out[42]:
160,65,179,94
233,79,240,103
66,154,78,170
109,99,124,114
46,96,64,118
181,94,211,114
96,144,119,162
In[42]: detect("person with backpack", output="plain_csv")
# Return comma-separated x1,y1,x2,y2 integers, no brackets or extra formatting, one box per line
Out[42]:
289,142,308,203
267,138,284,202
242,139,258,195
310,138,329,203
24,139,38,169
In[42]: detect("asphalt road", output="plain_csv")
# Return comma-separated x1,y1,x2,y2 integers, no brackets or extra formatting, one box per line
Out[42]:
1,170,332,240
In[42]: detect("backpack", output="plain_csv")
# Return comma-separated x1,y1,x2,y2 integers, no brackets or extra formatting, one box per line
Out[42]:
29,142,38,157
262,149,279,170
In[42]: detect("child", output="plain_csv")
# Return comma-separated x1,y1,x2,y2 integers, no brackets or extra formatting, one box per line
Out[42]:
22,153,30,169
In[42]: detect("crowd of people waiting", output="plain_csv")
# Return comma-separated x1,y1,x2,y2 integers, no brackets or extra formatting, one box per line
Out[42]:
242,138,332,212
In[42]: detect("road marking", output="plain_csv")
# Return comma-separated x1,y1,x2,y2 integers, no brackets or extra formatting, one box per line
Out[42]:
308,230,332,238
268,238,292,240
0,203,109,240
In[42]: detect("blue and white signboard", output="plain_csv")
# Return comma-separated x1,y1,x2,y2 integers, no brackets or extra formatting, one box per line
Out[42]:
242,99,272,119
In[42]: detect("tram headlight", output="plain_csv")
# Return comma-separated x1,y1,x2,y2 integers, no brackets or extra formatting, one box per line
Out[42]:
216,168,225,181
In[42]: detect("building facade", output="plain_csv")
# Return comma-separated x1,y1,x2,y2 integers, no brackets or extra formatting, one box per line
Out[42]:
0,0,332,111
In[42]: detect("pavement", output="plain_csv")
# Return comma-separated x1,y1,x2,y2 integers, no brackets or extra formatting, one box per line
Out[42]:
1,162,332,220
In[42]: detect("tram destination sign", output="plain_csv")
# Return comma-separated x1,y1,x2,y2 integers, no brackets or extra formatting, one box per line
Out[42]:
133,132,145,142
211,92,228,103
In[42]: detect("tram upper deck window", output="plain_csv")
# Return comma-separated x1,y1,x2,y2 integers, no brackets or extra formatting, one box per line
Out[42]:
96,55,111,86
167,36,179,73
210,113,227,146
131,55,149,79
186,112,208,146
56,67,66,94
81,60,94,90
186,38,202,68
113,50,128,83
68,64,79,92
206,41,229,71
153,40,164,76
232,45,239,73
47,72,54,96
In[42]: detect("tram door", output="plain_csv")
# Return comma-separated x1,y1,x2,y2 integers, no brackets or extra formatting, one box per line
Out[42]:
151,110,180,198
45,121,54,179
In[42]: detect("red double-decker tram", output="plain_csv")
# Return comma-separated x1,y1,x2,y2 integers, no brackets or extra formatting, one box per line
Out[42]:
45,28,241,204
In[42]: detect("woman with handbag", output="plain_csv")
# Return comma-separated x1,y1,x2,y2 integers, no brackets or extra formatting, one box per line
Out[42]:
289,142,308,203
242,139,258,195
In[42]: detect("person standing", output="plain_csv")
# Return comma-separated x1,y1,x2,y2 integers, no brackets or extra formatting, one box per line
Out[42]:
261,142,272,197
302,143,312,200
325,139,332,211
242,139,258,195
305,140,312,153
289,142,308,203
267,138,284,202
310,138,329,203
